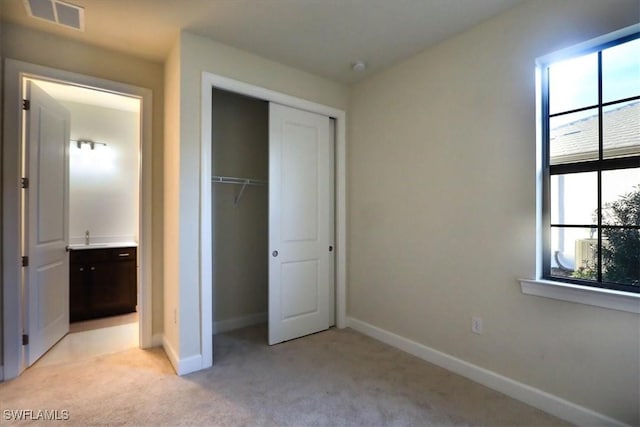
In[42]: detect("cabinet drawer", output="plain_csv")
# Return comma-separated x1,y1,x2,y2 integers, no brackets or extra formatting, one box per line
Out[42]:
111,247,136,261
70,248,110,263
70,250,86,264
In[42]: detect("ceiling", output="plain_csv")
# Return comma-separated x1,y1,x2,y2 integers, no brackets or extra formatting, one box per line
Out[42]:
1,0,525,84
29,79,140,112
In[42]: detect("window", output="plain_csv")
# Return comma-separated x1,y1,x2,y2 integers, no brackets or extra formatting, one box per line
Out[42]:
541,33,640,294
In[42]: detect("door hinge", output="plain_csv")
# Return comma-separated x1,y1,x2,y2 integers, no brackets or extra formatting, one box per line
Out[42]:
22,334,29,346
22,256,29,267
22,99,30,110
21,177,29,189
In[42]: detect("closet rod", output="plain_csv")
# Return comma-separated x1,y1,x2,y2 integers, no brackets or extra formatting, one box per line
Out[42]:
211,175,268,205
211,175,268,186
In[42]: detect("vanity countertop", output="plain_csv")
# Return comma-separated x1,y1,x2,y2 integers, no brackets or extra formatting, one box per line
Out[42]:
68,242,138,250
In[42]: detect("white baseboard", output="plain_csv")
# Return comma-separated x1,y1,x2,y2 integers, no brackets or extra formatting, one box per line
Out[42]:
161,335,179,374
347,317,629,427
213,312,267,334
161,335,203,376
151,333,163,347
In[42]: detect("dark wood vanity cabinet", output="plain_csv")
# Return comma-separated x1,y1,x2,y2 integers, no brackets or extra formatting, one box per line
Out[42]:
70,247,137,322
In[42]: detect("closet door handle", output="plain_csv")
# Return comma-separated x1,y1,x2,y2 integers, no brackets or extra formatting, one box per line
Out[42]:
272,250,279,258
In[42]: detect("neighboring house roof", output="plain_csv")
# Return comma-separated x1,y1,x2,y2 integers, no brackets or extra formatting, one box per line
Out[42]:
550,101,640,164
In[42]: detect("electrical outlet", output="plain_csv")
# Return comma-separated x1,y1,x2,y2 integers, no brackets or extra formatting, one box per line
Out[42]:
472,316,483,334
173,309,177,324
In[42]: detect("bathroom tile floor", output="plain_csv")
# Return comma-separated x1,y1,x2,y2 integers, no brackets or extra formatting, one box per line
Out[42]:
69,312,138,333
33,314,139,368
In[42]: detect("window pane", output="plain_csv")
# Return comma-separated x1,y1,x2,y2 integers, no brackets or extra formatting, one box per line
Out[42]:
602,168,640,226
603,100,640,159
549,108,598,164
602,227,640,287
602,37,640,103
551,172,597,225
550,227,598,280
549,53,598,114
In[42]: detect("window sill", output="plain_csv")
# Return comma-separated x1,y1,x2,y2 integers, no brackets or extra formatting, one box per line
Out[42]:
519,279,640,314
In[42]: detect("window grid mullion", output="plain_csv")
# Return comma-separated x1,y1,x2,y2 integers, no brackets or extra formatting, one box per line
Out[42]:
549,156,640,175
550,224,640,229
597,51,603,283
549,95,640,119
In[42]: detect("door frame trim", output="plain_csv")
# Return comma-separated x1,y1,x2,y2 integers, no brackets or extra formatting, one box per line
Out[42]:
200,72,347,368
2,59,153,379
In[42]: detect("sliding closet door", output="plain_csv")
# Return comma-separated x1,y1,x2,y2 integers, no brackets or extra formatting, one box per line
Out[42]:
268,103,331,345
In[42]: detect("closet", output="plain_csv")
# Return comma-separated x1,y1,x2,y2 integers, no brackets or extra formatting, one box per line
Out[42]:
211,88,335,345
212,88,269,334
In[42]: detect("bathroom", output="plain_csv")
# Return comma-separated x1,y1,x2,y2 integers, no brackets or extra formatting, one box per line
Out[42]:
34,79,141,331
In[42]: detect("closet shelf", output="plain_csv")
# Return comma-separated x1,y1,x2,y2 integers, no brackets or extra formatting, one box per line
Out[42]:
211,175,268,205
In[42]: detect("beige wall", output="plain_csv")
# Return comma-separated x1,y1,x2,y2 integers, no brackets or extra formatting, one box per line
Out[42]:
212,89,268,323
1,22,165,338
169,31,349,359
63,101,140,245
348,0,640,424
163,39,181,353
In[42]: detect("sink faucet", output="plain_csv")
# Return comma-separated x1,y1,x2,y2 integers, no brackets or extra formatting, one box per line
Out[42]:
85,230,90,245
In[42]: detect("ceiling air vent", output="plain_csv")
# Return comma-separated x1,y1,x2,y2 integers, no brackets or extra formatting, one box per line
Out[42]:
23,0,85,31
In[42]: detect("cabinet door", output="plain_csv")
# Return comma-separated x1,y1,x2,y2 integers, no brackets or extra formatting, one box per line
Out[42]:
69,262,89,322
88,248,137,316
110,256,137,312
111,247,137,312
88,261,114,316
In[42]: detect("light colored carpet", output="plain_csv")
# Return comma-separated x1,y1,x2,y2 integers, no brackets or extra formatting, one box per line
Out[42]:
0,325,571,426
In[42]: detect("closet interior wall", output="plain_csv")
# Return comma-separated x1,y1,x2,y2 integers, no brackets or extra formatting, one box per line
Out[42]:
212,88,269,330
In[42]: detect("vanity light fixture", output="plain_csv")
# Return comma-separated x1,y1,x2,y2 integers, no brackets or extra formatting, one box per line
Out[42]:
72,139,107,150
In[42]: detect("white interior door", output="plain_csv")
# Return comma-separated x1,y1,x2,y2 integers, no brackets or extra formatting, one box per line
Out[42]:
268,103,331,345
25,81,70,365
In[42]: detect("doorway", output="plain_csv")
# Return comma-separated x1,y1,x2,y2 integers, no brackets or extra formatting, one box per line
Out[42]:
29,78,140,366
200,73,347,369
2,59,153,380
210,88,269,337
